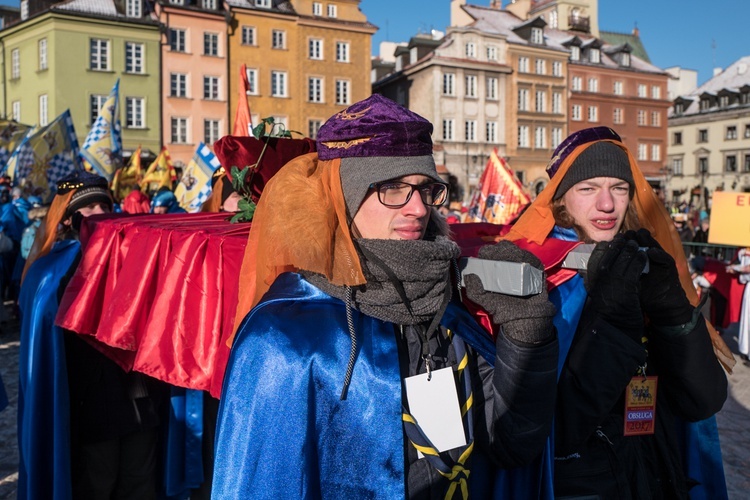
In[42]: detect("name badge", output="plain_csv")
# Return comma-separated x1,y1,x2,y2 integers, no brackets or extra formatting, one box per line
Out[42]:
404,367,467,454
623,376,658,436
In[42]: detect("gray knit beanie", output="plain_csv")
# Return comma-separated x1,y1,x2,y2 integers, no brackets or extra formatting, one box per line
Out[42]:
553,141,634,200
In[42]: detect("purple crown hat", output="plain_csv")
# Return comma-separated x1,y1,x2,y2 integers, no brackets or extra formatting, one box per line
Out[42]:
316,94,433,160
546,126,622,179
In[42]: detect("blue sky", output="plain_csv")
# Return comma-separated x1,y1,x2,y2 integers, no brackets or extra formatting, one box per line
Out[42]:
361,0,749,86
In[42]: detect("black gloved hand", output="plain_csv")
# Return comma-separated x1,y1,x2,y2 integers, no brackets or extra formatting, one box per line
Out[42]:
585,234,647,343
632,228,694,327
464,241,556,346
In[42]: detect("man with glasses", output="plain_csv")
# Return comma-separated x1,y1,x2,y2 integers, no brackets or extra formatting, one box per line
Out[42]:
213,94,559,498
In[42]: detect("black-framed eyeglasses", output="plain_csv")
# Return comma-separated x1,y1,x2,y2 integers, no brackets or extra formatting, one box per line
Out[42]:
368,181,449,208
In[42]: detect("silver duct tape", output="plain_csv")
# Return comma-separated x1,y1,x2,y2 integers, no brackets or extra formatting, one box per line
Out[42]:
561,244,650,273
459,257,545,296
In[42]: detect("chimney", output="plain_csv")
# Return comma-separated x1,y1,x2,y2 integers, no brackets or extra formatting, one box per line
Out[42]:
490,0,501,7
632,23,639,37
713,67,723,77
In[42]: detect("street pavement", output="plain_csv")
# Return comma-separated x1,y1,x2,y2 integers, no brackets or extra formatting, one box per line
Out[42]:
0,318,749,498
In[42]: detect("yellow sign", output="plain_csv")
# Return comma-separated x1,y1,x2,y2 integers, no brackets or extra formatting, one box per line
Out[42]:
708,192,750,246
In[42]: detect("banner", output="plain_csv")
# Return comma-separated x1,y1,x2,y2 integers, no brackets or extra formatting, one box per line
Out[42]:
6,109,81,200
111,145,143,202
708,191,750,246
80,79,122,182
174,142,221,212
0,120,32,169
233,64,252,137
140,147,176,194
465,149,530,225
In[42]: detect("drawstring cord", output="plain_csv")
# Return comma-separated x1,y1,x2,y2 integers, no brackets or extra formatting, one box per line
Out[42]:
340,286,358,400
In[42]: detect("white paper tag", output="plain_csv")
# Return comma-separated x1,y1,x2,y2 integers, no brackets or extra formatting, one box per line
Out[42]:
404,367,467,455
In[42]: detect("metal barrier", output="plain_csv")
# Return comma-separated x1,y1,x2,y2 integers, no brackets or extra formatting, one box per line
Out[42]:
681,242,740,262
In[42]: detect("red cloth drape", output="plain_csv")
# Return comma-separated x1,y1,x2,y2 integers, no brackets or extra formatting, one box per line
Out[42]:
701,258,745,328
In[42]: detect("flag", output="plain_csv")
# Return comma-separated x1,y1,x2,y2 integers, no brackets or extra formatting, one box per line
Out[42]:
6,109,81,200
140,147,176,194
233,64,252,137
111,145,143,202
80,79,122,182
174,143,221,212
0,120,32,169
465,149,531,225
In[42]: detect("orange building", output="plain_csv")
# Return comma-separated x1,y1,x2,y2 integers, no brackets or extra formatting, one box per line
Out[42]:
226,0,375,138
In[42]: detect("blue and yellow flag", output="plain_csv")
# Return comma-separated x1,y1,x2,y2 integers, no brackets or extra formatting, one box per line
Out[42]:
174,142,221,212
111,145,143,202
7,109,81,200
140,147,176,194
80,79,122,182
0,120,32,170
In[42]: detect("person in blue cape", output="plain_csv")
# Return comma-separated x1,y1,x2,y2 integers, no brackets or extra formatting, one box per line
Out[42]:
505,126,730,499
213,94,560,499
19,170,165,500
150,188,185,214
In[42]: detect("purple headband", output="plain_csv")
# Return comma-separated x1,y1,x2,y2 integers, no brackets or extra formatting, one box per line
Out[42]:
546,126,622,179
316,94,433,160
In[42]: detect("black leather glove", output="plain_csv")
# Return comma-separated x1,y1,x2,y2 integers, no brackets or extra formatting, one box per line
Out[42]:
585,234,647,343
632,228,694,327
464,241,556,346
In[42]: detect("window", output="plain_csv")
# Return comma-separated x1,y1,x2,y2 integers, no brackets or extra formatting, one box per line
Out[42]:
673,132,682,145
126,97,145,128
552,61,562,76
613,81,623,95
170,73,187,97
170,29,186,52
272,30,286,49
587,105,598,122
170,0,185,4
20,0,28,20
637,144,647,161
308,77,323,103
621,52,631,67
552,92,562,113
613,108,623,124
535,59,546,75
171,117,188,144
698,129,708,143
551,127,562,148
442,73,455,96
531,27,543,44
90,94,107,124
518,125,529,147
549,10,558,28
203,76,219,100
271,71,288,97
465,43,476,58
204,119,220,145
90,38,110,71
486,121,497,143
637,110,646,126
242,26,256,46
202,0,217,7
651,144,660,161
486,45,497,61
518,88,529,111
486,77,498,100
126,0,141,17
125,42,144,73
336,42,350,62
672,158,683,175
637,84,647,98
10,49,19,79
246,68,258,94
697,157,708,174
570,45,580,61
309,39,323,60
38,38,48,70
442,119,454,141
465,120,477,142
465,75,477,98
587,77,598,93
744,154,750,173
255,0,270,7
651,86,661,99
327,3,337,17
309,119,322,139
725,155,737,172
39,94,48,126
650,111,660,127
11,101,20,122
535,90,546,113
204,33,219,56
589,48,600,63
335,80,350,105
571,104,582,121
518,56,529,73
534,126,546,148
745,124,750,138
313,2,322,16
571,76,582,91
700,99,711,111
674,102,684,115
726,126,737,140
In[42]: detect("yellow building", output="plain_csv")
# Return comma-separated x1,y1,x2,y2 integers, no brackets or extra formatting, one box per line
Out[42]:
226,0,376,138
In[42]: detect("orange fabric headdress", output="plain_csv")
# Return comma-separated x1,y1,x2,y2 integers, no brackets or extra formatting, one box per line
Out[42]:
21,191,74,283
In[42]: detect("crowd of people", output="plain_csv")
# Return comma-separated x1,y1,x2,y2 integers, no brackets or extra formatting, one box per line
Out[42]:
5,95,744,499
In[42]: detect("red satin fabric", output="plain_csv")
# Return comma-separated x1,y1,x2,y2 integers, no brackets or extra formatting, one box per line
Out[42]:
701,258,745,328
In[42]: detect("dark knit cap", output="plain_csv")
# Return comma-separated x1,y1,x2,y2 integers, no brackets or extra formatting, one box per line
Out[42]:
553,141,634,200
316,94,440,217
57,170,113,217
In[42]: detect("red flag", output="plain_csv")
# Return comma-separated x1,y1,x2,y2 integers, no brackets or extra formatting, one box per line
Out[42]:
233,64,252,137
465,149,530,224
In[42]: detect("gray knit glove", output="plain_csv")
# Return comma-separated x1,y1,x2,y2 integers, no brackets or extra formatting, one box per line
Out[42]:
464,241,556,346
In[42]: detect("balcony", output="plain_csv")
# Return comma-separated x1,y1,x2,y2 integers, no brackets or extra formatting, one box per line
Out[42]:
568,15,590,33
